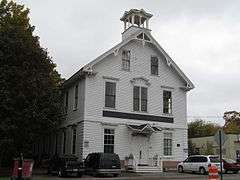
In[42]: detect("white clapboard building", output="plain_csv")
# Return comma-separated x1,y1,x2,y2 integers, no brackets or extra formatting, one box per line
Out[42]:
58,9,194,172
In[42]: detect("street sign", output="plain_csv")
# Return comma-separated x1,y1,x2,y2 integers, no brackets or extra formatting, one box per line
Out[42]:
214,129,227,145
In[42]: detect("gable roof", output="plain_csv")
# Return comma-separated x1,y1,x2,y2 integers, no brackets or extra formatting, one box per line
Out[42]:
63,28,194,90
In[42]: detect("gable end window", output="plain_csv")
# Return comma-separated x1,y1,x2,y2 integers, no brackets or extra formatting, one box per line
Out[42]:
133,86,148,112
105,82,116,108
163,90,172,114
137,33,150,41
151,56,158,75
122,50,130,71
74,84,78,110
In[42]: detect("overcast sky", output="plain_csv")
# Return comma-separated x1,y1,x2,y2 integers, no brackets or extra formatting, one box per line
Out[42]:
17,0,240,125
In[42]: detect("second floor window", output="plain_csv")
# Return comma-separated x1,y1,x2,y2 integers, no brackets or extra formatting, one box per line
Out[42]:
122,50,130,71
151,56,158,75
74,84,78,110
133,86,148,112
105,82,116,108
65,91,68,113
163,90,172,114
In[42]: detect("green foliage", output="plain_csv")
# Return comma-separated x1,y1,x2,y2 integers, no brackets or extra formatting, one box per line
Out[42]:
188,140,198,155
223,111,240,134
188,119,221,138
224,121,240,134
202,141,214,155
0,0,63,166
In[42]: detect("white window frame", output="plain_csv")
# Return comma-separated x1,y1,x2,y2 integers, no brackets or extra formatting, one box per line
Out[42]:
104,128,115,153
163,132,173,156
133,86,148,112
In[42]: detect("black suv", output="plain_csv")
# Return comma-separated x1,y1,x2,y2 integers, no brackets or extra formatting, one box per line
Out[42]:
47,154,84,177
84,153,121,177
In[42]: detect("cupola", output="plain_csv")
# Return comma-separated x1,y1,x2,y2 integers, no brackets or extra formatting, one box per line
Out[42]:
120,9,153,40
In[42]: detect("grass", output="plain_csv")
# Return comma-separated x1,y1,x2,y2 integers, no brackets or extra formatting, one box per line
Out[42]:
0,177,10,180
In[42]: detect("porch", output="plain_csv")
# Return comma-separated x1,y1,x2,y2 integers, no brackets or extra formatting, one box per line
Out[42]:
125,124,163,173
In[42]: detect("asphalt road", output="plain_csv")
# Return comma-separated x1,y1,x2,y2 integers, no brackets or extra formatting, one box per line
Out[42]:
33,172,240,180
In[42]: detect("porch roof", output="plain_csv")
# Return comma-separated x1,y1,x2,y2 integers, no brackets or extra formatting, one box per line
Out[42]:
127,124,161,134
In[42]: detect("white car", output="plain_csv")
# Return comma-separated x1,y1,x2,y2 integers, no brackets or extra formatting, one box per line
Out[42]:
177,155,222,174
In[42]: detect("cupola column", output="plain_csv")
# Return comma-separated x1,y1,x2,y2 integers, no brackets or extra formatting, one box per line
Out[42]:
131,15,135,26
146,19,149,29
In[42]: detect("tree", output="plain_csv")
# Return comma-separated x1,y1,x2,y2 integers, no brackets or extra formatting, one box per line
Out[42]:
0,0,63,166
188,119,221,138
223,111,240,134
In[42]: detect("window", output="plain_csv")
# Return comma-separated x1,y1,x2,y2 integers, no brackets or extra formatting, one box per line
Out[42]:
133,86,140,111
55,133,58,154
72,128,77,154
74,84,78,110
137,33,150,41
164,132,172,156
62,130,66,154
105,82,116,108
163,91,172,114
65,91,69,113
122,50,130,71
133,86,148,112
104,129,114,153
151,56,158,75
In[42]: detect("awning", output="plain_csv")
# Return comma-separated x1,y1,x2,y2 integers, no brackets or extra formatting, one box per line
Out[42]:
127,124,161,136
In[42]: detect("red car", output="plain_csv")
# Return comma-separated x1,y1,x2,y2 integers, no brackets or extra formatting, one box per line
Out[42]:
222,158,240,174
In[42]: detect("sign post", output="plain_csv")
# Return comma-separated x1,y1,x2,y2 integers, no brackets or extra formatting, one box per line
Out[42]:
219,130,223,180
214,129,227,180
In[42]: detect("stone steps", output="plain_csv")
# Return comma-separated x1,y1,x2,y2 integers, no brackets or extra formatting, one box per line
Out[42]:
134,166,162,173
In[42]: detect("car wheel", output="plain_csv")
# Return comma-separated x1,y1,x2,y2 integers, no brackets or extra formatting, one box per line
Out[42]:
199,167,206,175
224,169,228,174
233,170,238,174
77,172,83,177
178,166,184,173
113,174,119,177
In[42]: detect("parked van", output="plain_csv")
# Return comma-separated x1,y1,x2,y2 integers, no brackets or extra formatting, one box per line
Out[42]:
84,153,121,177
177,155,222,174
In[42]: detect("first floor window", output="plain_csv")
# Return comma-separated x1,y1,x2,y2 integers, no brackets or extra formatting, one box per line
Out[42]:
72,128,77,154
164,132,172,156
104,129,114,153
163,90,172,114
105,82,116,108
133,86,148,112
62,130,66,154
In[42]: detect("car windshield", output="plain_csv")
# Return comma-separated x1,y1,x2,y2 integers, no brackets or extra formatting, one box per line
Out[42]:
209,156,220,163
224,159,236,163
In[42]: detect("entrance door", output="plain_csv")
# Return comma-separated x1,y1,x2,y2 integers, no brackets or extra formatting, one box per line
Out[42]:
132,135,149,165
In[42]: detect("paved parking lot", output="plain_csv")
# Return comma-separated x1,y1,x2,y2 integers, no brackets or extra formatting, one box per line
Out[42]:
33,172,240,180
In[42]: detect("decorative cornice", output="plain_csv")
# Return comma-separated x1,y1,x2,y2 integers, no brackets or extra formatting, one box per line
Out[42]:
103,76,120,81
130,77,151,86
